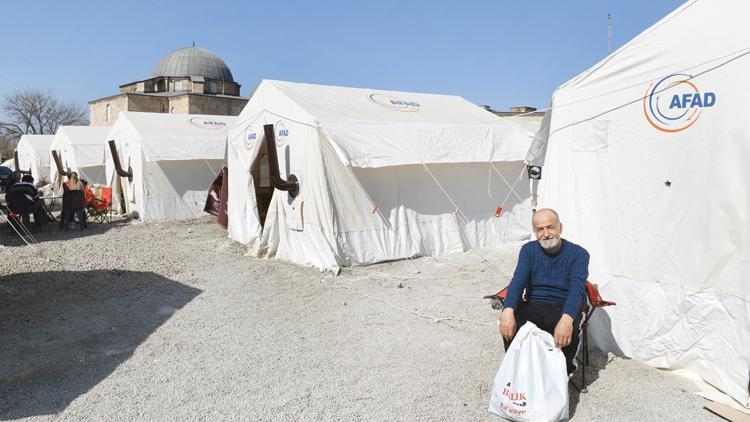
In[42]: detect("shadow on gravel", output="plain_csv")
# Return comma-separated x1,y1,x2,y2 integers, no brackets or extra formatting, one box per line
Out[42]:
0,270,201,420
0,219,127,247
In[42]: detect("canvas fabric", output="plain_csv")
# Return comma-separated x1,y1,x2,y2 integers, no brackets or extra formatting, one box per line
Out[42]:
530,0,750,409
227,80,534,271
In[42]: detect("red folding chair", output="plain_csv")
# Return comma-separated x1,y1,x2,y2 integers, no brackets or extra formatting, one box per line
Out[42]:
484,281,616,392
87,187,113,223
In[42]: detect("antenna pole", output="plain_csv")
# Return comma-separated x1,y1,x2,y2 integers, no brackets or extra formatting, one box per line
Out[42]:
607,12,612,54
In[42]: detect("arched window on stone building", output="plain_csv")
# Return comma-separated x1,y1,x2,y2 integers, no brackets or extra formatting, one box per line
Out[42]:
106,104,111,123
208,81,218,94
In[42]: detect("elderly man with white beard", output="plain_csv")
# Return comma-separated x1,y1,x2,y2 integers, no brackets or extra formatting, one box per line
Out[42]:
498,208,589,375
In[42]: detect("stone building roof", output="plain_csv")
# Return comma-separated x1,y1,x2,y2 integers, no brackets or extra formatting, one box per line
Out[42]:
152,46,234,82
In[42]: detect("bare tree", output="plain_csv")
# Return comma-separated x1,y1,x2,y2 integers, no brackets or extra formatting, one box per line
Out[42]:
0,89,88,159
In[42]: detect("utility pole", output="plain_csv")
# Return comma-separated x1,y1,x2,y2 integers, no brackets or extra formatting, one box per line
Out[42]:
608,12,612,54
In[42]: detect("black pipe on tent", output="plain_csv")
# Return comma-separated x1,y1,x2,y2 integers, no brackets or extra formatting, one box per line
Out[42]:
263,124,299,198
13,151,31,175
50,150,70,178
108,140,132,182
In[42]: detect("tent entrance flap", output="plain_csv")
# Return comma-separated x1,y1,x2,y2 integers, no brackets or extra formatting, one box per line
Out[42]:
251,138,273,227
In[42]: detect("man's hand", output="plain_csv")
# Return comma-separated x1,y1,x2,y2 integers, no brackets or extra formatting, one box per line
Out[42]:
554,314,574,348
499,308,517,341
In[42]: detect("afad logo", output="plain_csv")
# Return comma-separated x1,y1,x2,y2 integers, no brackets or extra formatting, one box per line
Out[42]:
189,117,228,129
369,93,421,112
643,73,716,133
275,121,289,147
244,127,257,150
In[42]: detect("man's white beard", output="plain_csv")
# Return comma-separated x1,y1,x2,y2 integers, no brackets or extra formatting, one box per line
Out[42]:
539,237,561,250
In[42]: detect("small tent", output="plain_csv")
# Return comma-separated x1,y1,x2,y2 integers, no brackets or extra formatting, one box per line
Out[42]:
49,125,111,190
227,80,534,271
105,111,236,222
16,134,54,182
530,0,749,410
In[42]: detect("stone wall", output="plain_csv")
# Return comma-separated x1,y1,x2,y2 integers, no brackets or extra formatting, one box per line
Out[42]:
119,83,137,94
175,95,247,116
168,96,191,114
90,92,247,126
201,78,240,96
128,94,169,114
89,95,130,126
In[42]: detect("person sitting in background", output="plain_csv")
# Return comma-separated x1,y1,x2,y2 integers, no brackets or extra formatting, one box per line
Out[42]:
4,169,22,192
11,175,39,202
7,174,48,229
81,179,95,207
64,171,83,191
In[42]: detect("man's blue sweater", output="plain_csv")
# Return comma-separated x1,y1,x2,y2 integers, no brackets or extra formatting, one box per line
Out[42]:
504,239,589,318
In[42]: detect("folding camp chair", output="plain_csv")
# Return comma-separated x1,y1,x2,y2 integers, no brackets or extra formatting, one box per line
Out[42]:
87,187,113,223
484,281,616,392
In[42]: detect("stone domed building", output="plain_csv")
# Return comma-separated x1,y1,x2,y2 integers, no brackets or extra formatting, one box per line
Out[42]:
89,45,248,126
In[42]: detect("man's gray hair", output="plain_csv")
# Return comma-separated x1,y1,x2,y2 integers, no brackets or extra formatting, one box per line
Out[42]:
532,208,561,225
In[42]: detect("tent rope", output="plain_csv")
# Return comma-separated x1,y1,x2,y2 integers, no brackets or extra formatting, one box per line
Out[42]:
489,162,527,205
420,162,515,281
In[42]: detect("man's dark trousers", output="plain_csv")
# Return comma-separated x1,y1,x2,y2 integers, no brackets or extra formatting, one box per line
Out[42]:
503,301,583,374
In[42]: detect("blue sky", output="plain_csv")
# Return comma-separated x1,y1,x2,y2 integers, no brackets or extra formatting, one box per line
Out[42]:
0,0,685,113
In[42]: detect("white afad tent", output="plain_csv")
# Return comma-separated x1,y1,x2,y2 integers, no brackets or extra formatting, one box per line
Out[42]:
227,80,534,271
530,0,749,411
105,111,235,222
50,125,111,190
16,134,54,182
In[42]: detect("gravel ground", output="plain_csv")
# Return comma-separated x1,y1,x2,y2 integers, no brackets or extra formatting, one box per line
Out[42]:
0,216,720,421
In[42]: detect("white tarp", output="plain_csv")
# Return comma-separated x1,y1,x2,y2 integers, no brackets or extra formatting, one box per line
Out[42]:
16,135,54,182
105,111,235,222
227,80,534,270
531,0,750,410
49,126,111,190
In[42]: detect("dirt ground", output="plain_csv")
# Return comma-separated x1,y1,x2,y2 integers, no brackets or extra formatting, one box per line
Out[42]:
0,217,720,421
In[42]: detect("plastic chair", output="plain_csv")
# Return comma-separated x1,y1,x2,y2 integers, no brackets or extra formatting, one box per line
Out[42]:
60,190,86,231
87,187,112,223
484,281,616,392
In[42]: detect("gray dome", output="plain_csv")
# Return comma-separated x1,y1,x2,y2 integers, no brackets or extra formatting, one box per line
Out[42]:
152,46,234,81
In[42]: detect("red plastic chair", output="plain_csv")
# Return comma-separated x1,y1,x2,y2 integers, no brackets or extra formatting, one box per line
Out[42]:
484,281,616,392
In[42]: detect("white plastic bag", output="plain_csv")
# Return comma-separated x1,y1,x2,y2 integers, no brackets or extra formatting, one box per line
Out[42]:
489,321,569,421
